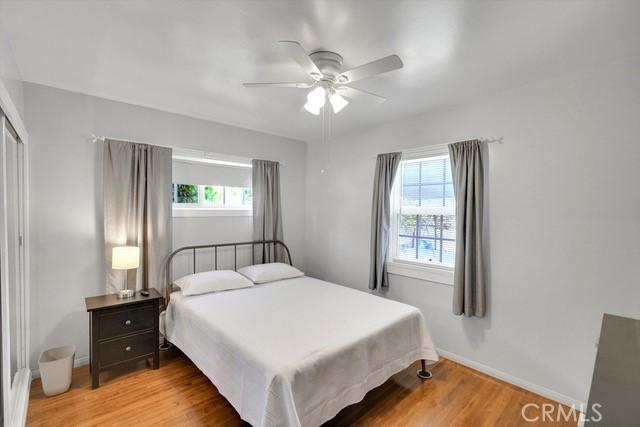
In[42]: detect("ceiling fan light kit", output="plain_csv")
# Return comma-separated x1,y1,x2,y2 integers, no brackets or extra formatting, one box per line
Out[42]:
303,85,349,115
243,41,403,116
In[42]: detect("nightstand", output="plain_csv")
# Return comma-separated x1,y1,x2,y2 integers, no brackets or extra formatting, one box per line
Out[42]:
85,288,162,389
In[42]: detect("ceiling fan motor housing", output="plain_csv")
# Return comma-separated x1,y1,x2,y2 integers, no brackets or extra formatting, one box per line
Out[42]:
309,51,344,83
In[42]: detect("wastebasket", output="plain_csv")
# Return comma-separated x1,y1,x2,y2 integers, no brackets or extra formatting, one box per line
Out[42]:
38,345,75,396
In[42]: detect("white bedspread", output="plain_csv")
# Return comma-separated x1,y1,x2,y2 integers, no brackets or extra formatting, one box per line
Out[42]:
166,276,438,427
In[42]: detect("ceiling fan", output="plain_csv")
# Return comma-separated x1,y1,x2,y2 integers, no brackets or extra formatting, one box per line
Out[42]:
243,41,403,115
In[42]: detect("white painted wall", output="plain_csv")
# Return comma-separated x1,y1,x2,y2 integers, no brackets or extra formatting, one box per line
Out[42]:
305,57,640,406
24,83,307,369
0,23,23,121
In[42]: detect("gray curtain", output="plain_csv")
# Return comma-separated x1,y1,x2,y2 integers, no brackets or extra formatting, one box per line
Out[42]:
448,140,486,317
368,152,401,291
252,159,284,263
103,139,172,293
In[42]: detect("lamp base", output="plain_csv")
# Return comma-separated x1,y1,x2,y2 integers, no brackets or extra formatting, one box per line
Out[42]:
116,289,135,299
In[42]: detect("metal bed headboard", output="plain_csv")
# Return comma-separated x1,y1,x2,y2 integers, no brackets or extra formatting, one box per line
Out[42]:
164,240,293,303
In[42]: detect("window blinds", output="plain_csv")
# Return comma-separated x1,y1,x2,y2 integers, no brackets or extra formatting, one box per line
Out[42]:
397,155,456,266
172,159,251,187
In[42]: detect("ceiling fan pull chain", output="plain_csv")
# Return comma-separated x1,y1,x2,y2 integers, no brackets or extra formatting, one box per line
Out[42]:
320,102,326,174
326,103,332,173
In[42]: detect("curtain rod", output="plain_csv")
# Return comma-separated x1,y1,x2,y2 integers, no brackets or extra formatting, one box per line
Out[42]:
90,134,286,167
399,137,502,154
91,134,173,150
368,137,502,160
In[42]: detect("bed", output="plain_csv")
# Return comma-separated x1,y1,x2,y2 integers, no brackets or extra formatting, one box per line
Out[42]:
164,241,438,427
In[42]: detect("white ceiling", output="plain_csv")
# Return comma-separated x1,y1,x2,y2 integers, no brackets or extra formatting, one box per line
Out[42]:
1,0,639,142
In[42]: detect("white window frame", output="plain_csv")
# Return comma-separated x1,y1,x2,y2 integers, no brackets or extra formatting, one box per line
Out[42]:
387,144,455,286
172,184,253,217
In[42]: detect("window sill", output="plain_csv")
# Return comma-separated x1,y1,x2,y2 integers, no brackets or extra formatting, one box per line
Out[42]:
386,259,454,286
173,208,252,217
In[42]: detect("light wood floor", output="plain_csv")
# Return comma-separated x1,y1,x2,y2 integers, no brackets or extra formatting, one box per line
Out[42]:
28,351,578,426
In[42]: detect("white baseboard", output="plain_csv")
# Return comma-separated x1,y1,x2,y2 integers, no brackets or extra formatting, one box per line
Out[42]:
10,368,31,427
436,348,584,409
31,355,89,380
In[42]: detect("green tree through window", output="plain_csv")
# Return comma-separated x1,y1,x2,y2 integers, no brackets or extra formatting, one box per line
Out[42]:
176,184,198,203
173,183,252,208
204,185,223,204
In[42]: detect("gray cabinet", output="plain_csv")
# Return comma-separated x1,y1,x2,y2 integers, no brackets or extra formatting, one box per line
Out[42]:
586,314,640,425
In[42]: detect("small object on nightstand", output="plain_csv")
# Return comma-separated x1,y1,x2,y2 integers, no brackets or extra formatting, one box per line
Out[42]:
140,290,150,297
116,289,135,299
85,288,163,389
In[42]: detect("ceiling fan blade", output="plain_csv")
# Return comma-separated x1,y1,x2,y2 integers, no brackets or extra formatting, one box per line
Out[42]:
339,55,403,83
278,40,321,79
337,86,386,104
243,82,313,88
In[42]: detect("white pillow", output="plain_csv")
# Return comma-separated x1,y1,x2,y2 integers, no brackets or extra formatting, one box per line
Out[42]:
237,262,304,284
174,270,253,296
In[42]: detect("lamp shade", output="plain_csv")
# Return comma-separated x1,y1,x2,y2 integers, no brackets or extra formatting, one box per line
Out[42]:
112,246,140,270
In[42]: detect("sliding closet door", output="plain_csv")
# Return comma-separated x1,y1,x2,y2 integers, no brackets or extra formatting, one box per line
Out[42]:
0,114,27,426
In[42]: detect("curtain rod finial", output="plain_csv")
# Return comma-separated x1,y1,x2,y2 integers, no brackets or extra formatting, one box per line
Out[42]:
90,134,107,143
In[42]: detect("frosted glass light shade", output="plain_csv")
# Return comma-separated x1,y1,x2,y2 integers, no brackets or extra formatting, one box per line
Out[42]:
329,93,348,113
304,101,321,115
307,86,326,107
112,246,140,270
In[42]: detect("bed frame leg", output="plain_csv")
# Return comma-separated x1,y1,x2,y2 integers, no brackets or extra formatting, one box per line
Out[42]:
159,336,173,351
417,359,432,380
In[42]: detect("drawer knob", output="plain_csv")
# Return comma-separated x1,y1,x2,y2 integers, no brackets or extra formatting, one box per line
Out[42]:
125,346,132,352
124,320,132,326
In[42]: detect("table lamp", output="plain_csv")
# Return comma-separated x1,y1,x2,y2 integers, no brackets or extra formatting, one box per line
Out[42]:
112,246,140,299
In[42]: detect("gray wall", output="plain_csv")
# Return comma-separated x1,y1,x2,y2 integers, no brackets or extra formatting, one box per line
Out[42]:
172,215,253,280
304,57,640,406
25,82,307,369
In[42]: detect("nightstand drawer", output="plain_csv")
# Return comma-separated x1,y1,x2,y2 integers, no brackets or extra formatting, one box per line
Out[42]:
98,305,154,339
99,331,156,367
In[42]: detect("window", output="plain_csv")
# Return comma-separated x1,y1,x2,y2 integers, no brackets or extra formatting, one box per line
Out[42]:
172,184,252,210
171,150,253,217
389,150,456,283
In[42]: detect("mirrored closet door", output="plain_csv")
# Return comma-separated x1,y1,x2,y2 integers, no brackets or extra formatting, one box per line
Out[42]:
0,113,28,427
